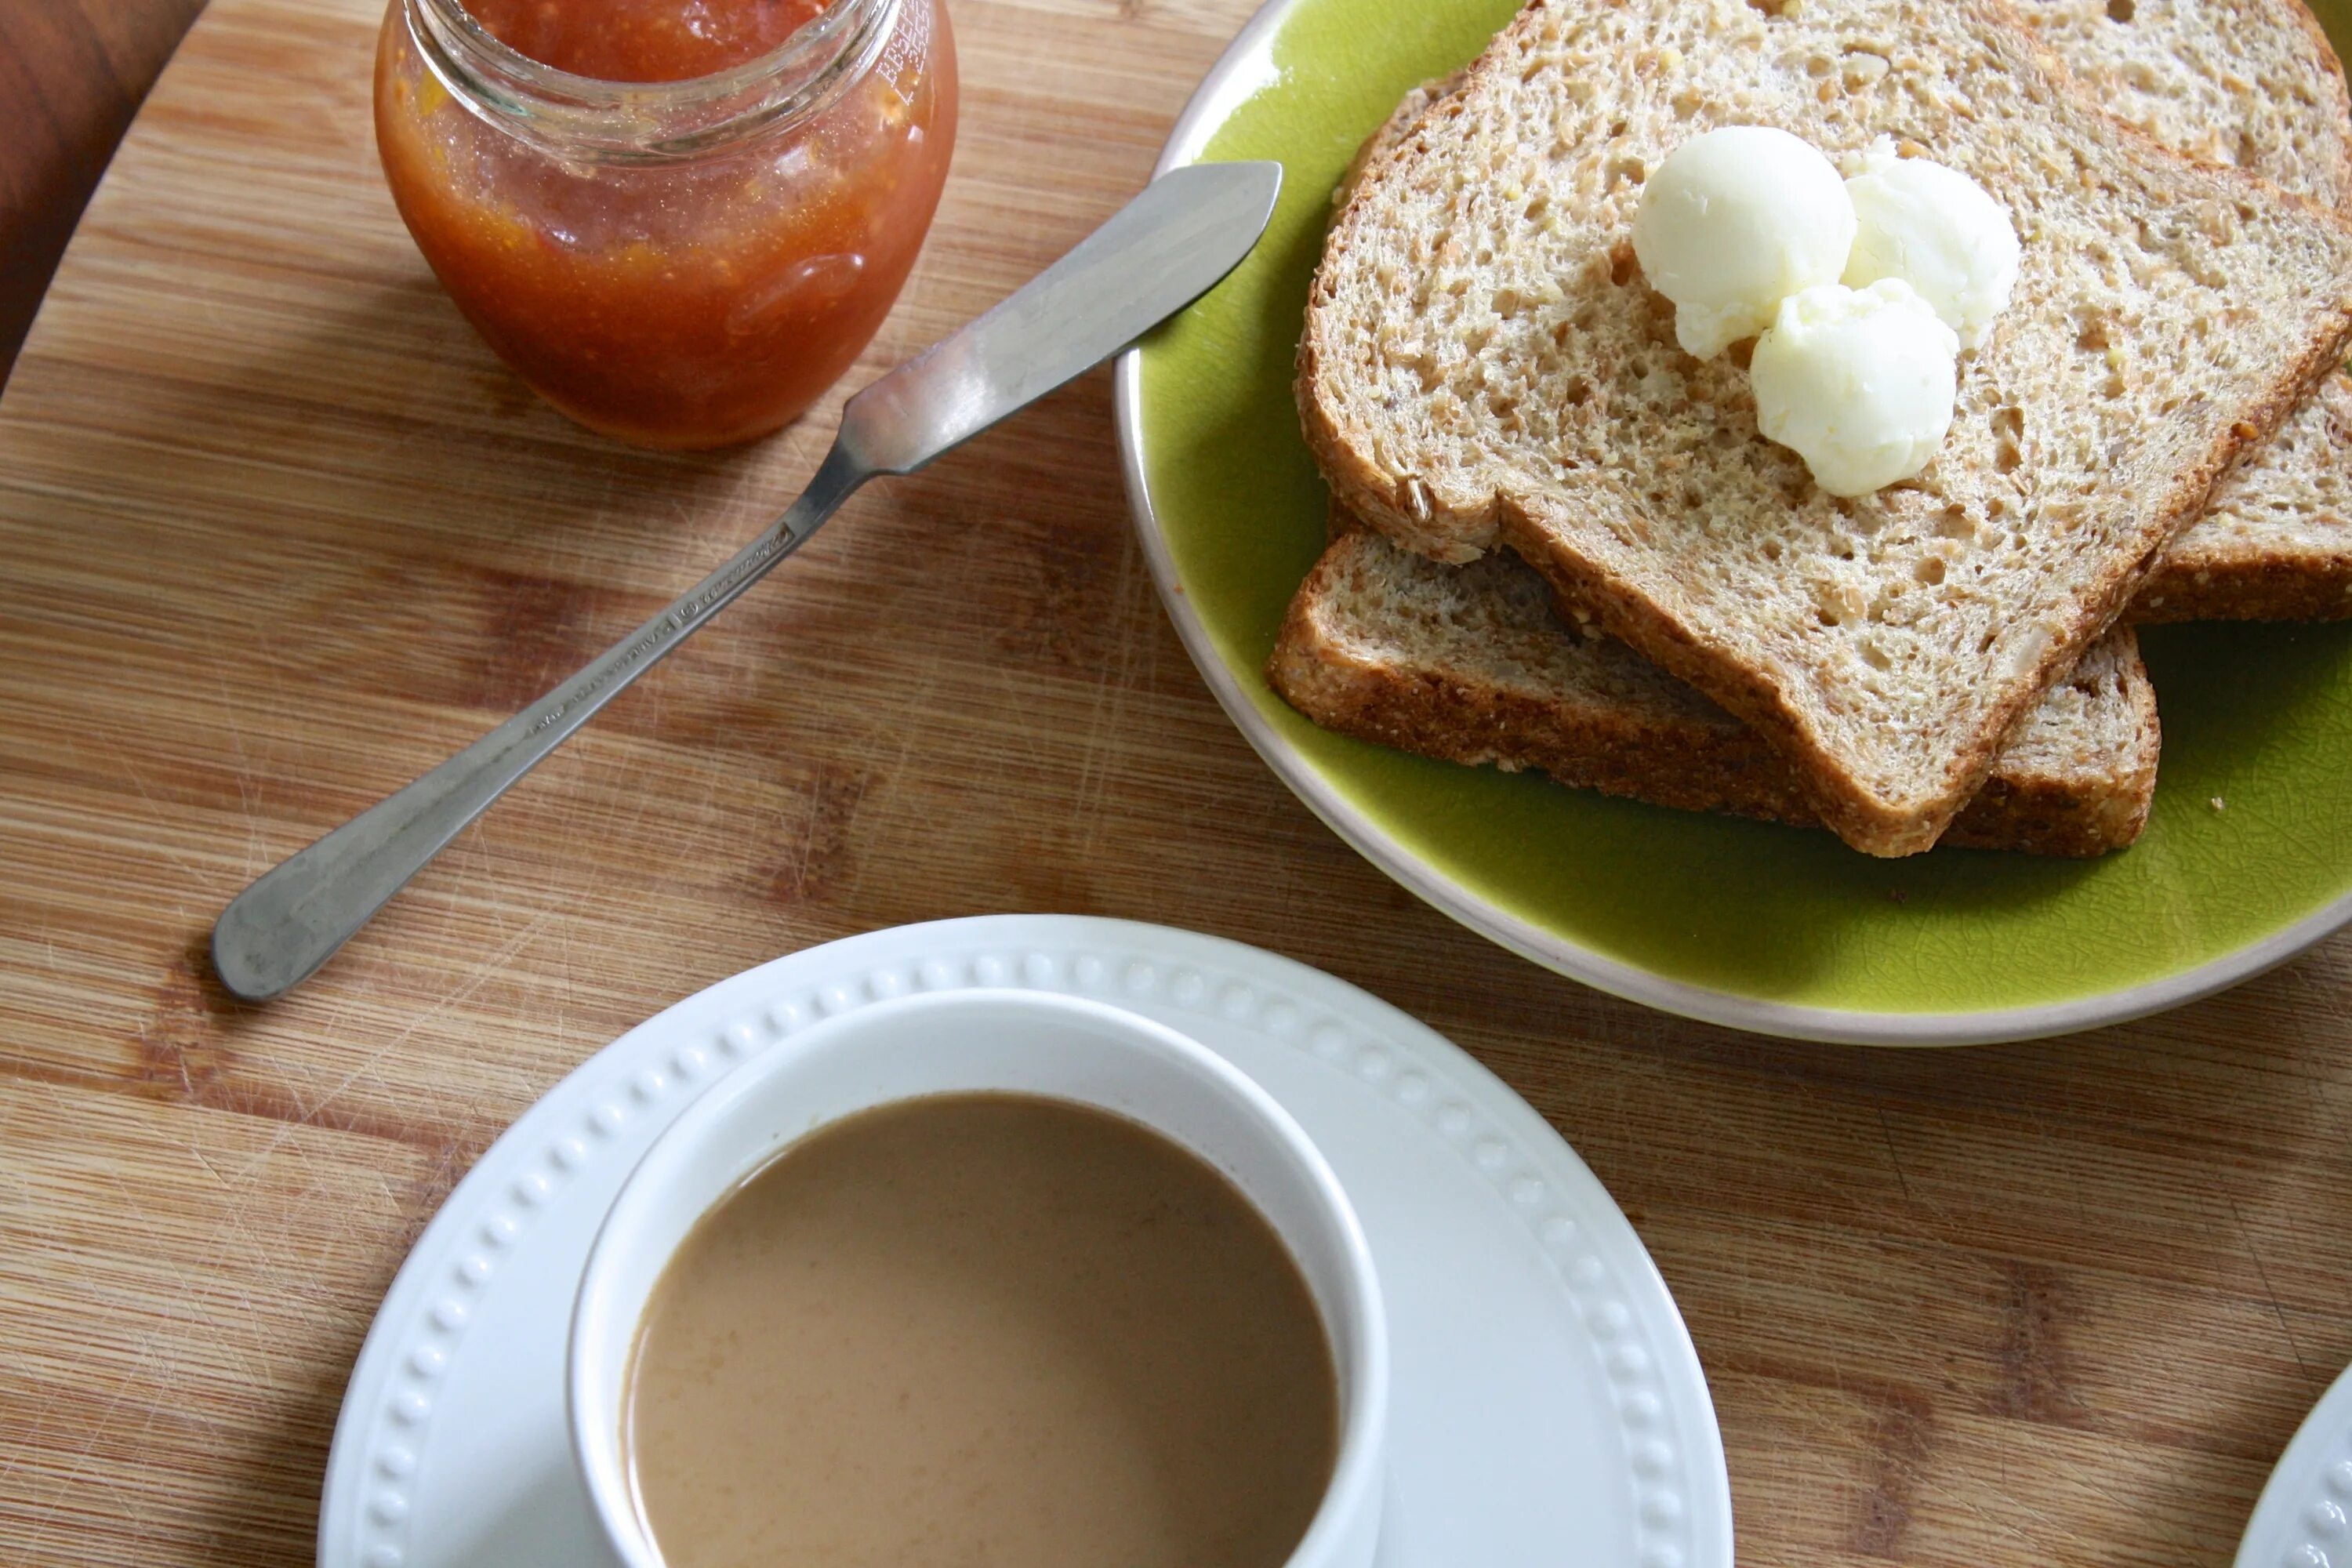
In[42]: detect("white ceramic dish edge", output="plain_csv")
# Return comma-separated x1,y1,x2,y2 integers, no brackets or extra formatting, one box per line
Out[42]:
1108,0,2352,1047
315,915,1733,1568
2234,1361,2352,1568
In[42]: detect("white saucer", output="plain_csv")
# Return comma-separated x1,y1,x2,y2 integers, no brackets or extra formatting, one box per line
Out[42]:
2238,1363,2352,1568
318,916,1732,1568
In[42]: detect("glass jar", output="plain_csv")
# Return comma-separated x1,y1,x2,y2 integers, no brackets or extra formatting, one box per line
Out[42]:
373,0,956,449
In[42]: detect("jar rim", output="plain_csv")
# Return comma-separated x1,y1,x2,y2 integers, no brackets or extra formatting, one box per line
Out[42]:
406,0,900,164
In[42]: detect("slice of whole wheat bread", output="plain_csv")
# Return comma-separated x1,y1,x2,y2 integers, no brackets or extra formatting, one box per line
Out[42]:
2014,0,2352,622
1356,8,2352,627
1299,0,2352,854
1270,524,2160,855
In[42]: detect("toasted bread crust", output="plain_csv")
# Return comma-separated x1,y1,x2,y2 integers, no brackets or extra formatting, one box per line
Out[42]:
1269,600,1819,826
1267,529,2160,855
1296,60,1519,565
1940,732,2158,854
2132,549,2352,620
2132,368,2352,620
1298,0,2352,854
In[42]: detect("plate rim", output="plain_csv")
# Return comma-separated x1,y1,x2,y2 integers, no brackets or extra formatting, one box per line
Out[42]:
2234,1359,2352,1568
1109,0,2352,1046
316,913,1734,1568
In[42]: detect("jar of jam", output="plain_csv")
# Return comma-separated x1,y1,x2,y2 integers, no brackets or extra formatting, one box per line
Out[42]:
374,0,956,448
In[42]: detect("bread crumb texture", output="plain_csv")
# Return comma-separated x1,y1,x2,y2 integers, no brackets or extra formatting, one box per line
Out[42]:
2016,0,2352,212
2015,0,2352,622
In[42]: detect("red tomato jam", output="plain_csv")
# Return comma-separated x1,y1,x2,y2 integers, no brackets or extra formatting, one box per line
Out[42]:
374,0,956,448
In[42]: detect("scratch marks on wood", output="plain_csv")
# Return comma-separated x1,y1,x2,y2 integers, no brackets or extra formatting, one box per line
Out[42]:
1877,1105,1915,1204
1067,523,1153,860
989,503,1131,673
390,1136,488,1254
1851,1387,1934,1557
463,565,614,713
470,365,539,422
134,941,244,1100
61,936,465,1152
1990,1261,2084,1427
2227,1189,2314,1384
1000,828,1102,914
764,763,872,904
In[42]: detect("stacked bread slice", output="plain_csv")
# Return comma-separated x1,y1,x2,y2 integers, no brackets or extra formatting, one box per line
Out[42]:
1276,513,2164,855
2021,0,2352,623
1274,0,2352,856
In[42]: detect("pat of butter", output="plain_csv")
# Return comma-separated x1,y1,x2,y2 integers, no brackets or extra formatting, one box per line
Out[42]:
1841,138,2020,352
1751,280,1960,498
1631,125,1856,361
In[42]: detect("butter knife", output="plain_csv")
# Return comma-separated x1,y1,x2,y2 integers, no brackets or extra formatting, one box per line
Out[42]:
212,159,1283,1001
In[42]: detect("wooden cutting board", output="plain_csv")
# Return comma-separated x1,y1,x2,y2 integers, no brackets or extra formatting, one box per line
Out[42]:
4,0,2352,1563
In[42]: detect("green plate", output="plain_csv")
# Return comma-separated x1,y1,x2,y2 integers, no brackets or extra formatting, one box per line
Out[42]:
1113,0,2352,1044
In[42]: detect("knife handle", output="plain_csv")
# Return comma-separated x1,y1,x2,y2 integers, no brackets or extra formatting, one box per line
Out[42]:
210,444,869,1001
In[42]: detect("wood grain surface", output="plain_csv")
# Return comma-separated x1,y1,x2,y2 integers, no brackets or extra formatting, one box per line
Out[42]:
4,0,2352,1563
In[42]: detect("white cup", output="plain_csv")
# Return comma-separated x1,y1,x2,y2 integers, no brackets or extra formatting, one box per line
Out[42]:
568,987,1388,1568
